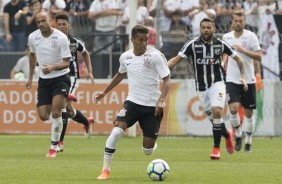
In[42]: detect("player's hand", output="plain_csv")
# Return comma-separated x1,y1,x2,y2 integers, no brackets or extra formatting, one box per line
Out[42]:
256,74,263,92
42,64,53,74
25,80,32,90
232,45,245,53
240,78,248,91
93,91,106,104
87,73,95,85
155,99,165,116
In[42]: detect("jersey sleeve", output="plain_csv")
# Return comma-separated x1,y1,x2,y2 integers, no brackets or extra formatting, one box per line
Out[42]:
28,34,35,53
155,52,170,79
76,39,86,53
60,36,72,59
222,40,237,58
250,33,261,52
178,40,194,58
118,54,127,73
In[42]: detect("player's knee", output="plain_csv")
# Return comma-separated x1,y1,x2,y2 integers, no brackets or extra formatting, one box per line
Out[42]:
212,108,222,119
142,142,157,155
39,115,49,121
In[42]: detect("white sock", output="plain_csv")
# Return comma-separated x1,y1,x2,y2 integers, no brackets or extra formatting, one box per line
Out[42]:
50,117,63,150
244,116,254,144
230,113,242,137
103,127,124,171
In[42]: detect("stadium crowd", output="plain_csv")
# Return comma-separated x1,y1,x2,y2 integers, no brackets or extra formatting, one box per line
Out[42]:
0,0,282,53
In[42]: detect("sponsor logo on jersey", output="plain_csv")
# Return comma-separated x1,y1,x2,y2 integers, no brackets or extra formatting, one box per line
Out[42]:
126,56,132,60
196,58,219,65
51,36,58,39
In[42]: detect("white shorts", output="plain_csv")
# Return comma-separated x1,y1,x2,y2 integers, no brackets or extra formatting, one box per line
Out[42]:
69,76,79,95
198,81,226,112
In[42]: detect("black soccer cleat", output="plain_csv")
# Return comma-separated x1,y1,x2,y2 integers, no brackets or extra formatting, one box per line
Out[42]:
235,137,242,151
244,143,252,153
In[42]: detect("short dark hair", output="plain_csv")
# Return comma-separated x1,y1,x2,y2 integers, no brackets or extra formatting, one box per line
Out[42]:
200,18,215,27
55,12,69,22
131,24,149,38
233,11,245,19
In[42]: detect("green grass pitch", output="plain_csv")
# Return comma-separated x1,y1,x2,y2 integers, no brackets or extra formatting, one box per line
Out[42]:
0,135,281,184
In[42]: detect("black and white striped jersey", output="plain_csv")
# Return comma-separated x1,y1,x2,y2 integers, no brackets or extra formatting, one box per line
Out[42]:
178,36,237,91
68,35,86,78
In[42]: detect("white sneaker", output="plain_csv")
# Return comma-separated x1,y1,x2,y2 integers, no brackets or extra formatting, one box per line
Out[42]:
56,141,64,152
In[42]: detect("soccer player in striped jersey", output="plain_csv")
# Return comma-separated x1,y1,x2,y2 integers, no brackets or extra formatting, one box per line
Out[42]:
168,18,248,160
222,12,262,153
55,13,95,152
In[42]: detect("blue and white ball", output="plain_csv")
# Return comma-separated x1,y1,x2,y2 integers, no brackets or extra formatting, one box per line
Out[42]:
147,159,170,181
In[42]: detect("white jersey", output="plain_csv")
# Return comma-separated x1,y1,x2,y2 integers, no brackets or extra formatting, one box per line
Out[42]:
222,29,261,84
28,28,71,79
119,46,170,107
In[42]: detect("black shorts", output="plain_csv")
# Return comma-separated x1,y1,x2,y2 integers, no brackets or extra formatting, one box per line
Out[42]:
115,100,163,139
37,74,71,106
226,82,256,109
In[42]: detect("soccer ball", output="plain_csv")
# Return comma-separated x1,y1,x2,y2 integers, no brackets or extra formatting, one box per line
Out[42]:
147,159,170,181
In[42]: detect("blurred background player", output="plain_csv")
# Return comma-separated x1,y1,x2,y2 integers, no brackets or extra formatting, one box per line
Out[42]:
10,45,39,80
94,24,170,180
55,12,95,152
222,12,262,153
168,18,247,160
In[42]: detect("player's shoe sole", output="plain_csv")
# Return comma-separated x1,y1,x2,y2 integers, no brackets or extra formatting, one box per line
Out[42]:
85,117,94,139
97,169,110,180
210,147,220,160
67,94,77,102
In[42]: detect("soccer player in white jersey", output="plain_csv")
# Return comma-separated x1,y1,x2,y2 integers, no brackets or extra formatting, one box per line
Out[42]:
168,18,248,160
94,24,171,180
222,12,262,153
25,11,71,158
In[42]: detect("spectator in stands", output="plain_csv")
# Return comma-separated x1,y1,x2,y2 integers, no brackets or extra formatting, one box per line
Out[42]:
188,0,216,36
0,0,8,52
136,0,149,25
3,0,29,52
243,0,258,33
88,0,122,54
26,0,42,37
166,10,188,59
144,16,163,49
65,0,91,37
10,45,39,79
42,0,66,27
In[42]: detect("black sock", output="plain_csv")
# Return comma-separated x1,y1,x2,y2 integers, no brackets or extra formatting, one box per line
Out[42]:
221,123,229,138
72,109,88,126
213,123,222,148
60,111,68,142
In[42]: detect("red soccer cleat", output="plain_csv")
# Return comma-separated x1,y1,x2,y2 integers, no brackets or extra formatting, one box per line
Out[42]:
46,149,57,158
210,147,220,160
97,169,110,180
225,129,235,154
